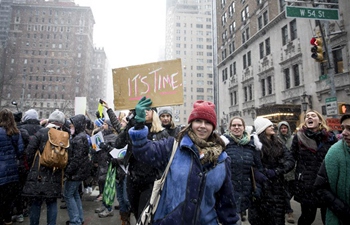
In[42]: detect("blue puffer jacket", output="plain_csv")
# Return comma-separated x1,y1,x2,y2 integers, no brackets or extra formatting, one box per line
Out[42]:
129,126,239,225
0,127,24,185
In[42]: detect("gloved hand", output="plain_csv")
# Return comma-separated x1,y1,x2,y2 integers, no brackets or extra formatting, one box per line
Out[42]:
135,96,152,123
254,169,268,183
265,169,276,179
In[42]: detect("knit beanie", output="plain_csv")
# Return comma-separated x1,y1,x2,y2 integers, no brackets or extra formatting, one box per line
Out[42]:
48,110,65,125
158,106,173,117
254,117,273,135
22,109,39,122
95,118,105,127
188,100,217,129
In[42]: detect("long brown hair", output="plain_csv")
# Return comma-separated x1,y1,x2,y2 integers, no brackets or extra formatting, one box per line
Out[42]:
176,123,225,148
298,109,331,131
0,108,20,136
258,132,284,160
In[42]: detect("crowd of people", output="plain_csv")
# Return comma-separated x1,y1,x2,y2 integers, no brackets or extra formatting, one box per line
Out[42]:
1,98,350,225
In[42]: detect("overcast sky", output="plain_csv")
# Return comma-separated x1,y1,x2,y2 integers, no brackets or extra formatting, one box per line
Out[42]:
75,0,166,69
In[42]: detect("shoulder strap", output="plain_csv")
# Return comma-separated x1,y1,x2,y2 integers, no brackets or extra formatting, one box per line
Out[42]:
160,139,178,181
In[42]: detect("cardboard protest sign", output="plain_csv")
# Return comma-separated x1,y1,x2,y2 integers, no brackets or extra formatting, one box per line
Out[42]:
112,59,184,110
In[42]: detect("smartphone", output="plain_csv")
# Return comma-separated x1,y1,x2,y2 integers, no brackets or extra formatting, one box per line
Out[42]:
99,99,105,104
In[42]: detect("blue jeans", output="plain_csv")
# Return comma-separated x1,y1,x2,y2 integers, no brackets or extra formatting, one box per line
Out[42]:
64,181,83,225
116,176,130,213
29,197,57,225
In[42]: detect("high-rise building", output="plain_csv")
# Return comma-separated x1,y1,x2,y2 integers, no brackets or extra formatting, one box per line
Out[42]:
215,0,349,131
0,0,108,118
165,0,214,125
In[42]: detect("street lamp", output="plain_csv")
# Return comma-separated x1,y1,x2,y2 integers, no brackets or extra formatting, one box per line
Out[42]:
11,101,19,111
251,105,256,120
301,92,312,114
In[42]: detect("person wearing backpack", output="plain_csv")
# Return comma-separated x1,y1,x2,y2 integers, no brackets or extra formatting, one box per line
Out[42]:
22,110,68,225
64,114,91,225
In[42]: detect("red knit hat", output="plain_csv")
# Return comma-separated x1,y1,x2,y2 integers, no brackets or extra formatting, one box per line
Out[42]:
188,100,217,129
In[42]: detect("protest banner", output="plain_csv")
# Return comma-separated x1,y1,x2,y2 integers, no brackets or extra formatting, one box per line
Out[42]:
74,97,86,115
91,131,104,151
112,59,184,110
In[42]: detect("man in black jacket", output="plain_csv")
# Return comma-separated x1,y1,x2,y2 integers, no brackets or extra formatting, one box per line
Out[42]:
64,114,91,225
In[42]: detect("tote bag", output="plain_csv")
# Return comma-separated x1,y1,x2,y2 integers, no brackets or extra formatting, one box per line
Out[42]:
102,162,116,206
137,140,178,225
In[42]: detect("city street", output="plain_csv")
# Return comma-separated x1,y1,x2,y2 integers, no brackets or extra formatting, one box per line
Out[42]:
17,189,322,225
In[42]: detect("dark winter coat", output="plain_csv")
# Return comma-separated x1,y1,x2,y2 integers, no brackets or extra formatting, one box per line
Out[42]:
22,125,67,198
0,127,24,185
96,130,118,182
119,122,169,183
18,119,42,171
224,134,264,213
249,136,295,225
129,126,239,225
291,127,337,205
65,114,91,181
314,140,350,225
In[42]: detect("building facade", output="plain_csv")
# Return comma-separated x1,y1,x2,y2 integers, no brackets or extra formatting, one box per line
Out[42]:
0,0,108,118
215,0,349,131
165,0,214,125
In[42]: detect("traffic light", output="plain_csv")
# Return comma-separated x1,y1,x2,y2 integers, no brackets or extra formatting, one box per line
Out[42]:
338,103,350,114
310,37,324,62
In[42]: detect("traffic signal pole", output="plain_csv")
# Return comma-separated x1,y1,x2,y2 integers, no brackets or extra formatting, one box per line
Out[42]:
316,20,337,99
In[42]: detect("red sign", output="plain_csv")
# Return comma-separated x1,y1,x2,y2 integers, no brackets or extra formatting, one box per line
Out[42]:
326,118,341,131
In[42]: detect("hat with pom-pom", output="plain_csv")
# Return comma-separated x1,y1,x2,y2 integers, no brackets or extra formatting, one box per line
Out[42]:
188,100,217,129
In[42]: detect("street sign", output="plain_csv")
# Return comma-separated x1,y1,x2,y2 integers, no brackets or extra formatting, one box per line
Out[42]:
286,6,339,20
325,97,338,116
319,74,328,80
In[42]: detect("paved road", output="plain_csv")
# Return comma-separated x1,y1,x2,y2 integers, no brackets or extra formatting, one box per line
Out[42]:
17,191,322,225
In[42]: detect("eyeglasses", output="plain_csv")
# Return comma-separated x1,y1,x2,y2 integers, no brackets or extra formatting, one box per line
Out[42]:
231,124,243,127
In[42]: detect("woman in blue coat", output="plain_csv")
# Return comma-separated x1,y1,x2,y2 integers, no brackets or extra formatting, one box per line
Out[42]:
0,108,24,224
128,97,239,225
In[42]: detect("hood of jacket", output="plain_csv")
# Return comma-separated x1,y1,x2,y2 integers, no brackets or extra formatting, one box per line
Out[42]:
70,114,86,135
277,121,292,139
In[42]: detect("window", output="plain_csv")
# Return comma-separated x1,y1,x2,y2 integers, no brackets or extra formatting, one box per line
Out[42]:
233,62,236,75
279,0,286,12
222,68,228,81
263,11,268,25
265,38,270,55
261,79,266,96
243,55,247,69
282,25,288,45
244,87,248,101
259,42,264,59
228,2,235,17
284,68,290,89
267,76,272,94
241,6,249,22
247,51,251,66
290,20,297,41
293,64,300,86
249,85,253,100
258,16,263,30
197,88,204,92
333,48,343,73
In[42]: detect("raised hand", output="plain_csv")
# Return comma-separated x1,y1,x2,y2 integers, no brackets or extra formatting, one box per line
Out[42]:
134,96,152,123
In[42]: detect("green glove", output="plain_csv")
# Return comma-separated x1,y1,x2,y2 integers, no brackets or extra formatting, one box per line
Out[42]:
135,96,152,123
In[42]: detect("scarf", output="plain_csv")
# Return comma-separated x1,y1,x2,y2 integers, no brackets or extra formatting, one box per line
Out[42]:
188,130,222,165
228,131,251,145
296,128,318,152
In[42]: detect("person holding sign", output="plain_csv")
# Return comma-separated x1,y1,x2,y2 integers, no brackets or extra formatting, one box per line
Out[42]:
128,97,239,225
